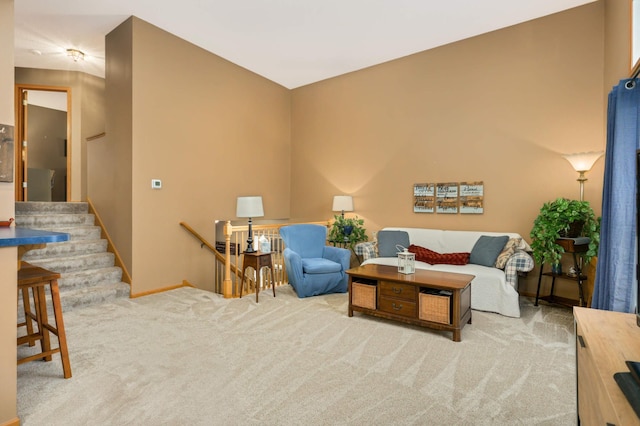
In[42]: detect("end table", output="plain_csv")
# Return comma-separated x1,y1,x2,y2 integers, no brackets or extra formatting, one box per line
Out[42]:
535,237,589,307
240,251,275,302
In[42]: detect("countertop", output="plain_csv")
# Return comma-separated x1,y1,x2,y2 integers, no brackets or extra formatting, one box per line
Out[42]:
0,227,70,247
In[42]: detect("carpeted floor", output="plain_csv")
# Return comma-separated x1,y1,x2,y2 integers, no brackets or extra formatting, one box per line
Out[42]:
17,285,576,425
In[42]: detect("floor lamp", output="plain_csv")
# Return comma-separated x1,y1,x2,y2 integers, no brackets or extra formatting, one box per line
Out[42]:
562,151,604,201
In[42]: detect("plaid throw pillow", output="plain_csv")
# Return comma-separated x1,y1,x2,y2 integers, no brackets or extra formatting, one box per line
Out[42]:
494,237,522,269
408,244,470,265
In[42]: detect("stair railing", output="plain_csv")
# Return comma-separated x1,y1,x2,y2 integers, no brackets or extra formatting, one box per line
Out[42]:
179,221,241,297
181,221,327,298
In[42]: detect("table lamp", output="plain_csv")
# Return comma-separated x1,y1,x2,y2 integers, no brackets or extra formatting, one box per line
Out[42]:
236,196,264,253
332,195,354,218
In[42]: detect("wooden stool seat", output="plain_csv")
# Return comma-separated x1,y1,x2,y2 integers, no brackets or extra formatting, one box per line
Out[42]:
17,263,72,379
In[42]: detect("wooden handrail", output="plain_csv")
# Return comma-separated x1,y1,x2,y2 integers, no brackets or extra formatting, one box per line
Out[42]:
180,221,243,298
179,221,217,253
86,132,106,141
179,221,235,270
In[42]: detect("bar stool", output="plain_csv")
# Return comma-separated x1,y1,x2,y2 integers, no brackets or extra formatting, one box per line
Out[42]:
17,262,72,379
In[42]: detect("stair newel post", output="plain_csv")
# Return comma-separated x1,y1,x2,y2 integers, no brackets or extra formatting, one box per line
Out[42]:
223,221,233,298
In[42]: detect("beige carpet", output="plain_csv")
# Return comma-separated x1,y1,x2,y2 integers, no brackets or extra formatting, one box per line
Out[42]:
17,285,576,425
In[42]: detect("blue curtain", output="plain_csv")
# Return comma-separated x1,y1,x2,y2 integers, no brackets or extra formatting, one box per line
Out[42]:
592,79,640,312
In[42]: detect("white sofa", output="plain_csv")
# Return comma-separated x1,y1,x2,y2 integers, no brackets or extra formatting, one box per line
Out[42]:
355,227,534,318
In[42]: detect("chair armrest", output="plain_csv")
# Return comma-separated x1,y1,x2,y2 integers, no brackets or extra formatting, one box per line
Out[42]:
504,250,534,289
354,241,377,261
283,248,304,285
323,245,351,270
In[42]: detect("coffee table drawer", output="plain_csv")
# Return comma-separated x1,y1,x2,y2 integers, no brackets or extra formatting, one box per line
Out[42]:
379,281,416,301
378,297,417,318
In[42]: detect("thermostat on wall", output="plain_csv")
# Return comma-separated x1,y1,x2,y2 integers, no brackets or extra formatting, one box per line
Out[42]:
151,179,162,189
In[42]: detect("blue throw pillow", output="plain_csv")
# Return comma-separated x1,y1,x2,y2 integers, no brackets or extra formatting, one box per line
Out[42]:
377,230,410,257
469,235,509,267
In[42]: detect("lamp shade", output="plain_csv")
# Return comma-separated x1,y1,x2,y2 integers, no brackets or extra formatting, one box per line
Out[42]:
562,151,604,172
332,195,354,212
236,196,264,218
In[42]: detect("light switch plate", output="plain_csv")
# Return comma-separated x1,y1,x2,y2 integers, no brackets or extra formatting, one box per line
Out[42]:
151,179,162,189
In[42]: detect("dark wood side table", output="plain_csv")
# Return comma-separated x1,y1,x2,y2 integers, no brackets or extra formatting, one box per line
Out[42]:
240,251,275,303
535,237,589,307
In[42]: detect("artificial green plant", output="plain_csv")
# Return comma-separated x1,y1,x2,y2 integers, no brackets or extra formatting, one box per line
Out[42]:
328,215,368,248
530,197,600,266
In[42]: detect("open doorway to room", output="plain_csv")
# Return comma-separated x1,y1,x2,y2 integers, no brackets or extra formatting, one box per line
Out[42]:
15,84,71,202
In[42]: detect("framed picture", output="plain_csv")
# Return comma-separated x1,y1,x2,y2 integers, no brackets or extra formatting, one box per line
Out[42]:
436,182,458,214
414,183,435,213
459,181,484,214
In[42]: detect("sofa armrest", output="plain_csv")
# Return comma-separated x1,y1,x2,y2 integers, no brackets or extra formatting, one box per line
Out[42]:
504,250,534,289
355,241,377,261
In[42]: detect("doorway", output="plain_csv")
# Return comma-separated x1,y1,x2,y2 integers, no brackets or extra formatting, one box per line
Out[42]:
15,84,71,202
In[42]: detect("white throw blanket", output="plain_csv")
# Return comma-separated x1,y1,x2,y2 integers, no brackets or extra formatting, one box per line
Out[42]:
358,227,534,318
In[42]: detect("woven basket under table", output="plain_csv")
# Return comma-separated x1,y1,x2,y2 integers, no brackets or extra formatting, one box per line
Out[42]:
419,292,451,324
352,282,376,310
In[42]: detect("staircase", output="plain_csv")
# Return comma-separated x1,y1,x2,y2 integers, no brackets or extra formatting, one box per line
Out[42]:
15,201,130,311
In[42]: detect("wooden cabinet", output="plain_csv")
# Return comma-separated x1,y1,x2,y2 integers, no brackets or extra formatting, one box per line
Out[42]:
574,307,640,425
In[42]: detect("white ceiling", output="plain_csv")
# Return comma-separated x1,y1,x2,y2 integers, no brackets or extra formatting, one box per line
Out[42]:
15,0,596,89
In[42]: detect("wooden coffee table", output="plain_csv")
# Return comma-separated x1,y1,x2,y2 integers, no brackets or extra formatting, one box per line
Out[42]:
347,264,474,342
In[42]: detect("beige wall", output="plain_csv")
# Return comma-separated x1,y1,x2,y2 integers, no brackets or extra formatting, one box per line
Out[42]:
604,0,633,88
291,3,606,298
100,17,134,284
0,0,17,423
15,68,106,201
79,73,105,202
98,17,291,295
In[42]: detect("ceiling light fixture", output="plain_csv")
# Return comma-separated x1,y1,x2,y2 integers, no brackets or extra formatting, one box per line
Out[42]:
66,48,85,62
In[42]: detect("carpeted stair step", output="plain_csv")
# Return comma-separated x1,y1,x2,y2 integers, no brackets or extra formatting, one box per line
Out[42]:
15,201,88,215
56,282,130,311
18,280,130,317
57,267,123,291
21,239,108,261
25,252,116,274
15,213,96,228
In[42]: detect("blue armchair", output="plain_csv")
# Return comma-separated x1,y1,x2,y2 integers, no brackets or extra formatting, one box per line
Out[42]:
280,224,351,298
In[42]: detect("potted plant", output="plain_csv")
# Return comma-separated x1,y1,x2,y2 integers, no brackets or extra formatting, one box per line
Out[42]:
328,215,368,248
530,197,600,267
